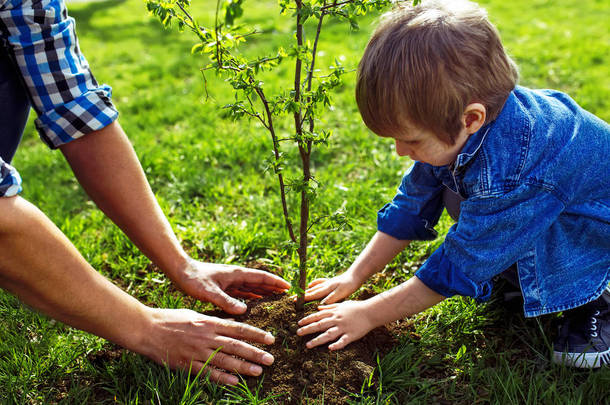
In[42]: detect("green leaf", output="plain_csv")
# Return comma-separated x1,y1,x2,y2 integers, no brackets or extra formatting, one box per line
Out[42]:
349,18,360,31
191,43,204,54
224,0,244,27
455,344,467,361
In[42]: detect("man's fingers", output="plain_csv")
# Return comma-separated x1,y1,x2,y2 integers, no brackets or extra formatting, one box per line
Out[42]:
298,309,333,326
215,336,275,366
305,327,340,349
241,282,288,293
225,288,263,300
184,361,239,386
215,319,275,345
235,269,291,290
208,367,240,386
209,350,264,377
225,283,284,299
204,366,240,386
205,286,248,315
233,292,263,300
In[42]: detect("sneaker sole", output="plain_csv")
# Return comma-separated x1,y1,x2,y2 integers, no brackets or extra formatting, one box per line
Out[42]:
552,348,610,368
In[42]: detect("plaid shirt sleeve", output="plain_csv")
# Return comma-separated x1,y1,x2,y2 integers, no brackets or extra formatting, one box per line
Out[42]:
0,158,22,197
0,0,118,149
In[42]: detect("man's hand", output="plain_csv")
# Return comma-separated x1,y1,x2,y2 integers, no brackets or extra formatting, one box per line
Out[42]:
303,272,364,304
172,260,291,315
296,300,376,350
0,196,282,386
142,308,276,385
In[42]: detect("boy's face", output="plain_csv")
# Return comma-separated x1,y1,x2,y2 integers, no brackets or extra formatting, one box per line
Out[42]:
389,123,471,166
387,103,486,166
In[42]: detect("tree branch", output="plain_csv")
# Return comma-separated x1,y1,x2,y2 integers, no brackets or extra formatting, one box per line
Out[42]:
304,0,334,155
234,101,267,127
253,86,297,244
202,55,283,72
245,93,268,129
320,0,353,12
305,1,329,93
215,0,222,65
307,214,328,233
174,1,211,44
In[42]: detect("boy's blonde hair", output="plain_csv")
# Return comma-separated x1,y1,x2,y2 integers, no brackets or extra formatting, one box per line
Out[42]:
356,0,518,144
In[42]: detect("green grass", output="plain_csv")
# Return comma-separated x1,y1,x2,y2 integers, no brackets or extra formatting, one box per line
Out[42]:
1,0,609,403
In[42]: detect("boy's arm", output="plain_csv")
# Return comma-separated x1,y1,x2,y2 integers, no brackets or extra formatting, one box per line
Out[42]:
297,275,443,349
60,121,290,314
305,162,444,304
304,231,409,304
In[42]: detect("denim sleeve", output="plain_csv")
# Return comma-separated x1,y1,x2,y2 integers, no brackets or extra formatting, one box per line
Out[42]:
0,0,118,149
377,162,444,241
416,182,565,300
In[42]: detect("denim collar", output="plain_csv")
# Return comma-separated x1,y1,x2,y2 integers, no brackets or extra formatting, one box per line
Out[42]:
453,124,491,171
452,89,523,171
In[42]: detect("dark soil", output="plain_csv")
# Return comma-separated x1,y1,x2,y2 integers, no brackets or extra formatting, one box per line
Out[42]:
207,292,410,404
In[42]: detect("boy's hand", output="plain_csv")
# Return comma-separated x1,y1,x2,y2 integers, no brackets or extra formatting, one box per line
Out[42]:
303,273,363,304
303,232,410,305
296,301,376,350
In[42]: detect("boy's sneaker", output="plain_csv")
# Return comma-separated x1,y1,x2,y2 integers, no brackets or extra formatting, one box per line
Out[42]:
552,291,610,368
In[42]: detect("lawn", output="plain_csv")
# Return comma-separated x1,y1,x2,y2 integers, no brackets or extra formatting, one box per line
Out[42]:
1,0,609,403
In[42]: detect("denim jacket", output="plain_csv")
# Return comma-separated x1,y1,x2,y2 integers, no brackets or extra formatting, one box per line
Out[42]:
377,86,610,317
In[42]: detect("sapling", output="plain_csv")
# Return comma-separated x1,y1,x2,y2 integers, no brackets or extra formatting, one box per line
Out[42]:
147,0,415,310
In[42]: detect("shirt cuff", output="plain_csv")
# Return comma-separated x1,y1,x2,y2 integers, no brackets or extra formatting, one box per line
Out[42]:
377,202,438,240
415,244,493,301
34,86,119,149
0,160,22,197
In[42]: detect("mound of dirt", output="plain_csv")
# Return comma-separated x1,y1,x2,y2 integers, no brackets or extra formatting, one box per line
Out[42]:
208,293,409,404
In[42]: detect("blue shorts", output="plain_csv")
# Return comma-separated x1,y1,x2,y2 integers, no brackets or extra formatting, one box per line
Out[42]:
0,40,27,196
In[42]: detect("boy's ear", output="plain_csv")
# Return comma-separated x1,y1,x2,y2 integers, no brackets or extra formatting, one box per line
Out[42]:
462,103,486,134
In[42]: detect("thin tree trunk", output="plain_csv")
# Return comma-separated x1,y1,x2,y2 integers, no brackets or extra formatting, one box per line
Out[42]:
294,0,309,311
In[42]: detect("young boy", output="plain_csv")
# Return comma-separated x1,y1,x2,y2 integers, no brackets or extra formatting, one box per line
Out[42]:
297,0,610,368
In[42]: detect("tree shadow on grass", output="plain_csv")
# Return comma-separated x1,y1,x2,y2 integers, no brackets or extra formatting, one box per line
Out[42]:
66,0,127,27
68,0,191,52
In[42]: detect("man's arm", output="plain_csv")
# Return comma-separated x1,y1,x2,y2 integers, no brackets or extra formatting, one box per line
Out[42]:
0,196,275,385
59,121,289,314
304,231,410,303
58,120,191,279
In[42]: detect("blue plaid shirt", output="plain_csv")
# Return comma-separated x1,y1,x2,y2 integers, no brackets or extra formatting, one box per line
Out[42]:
0,0,118,196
